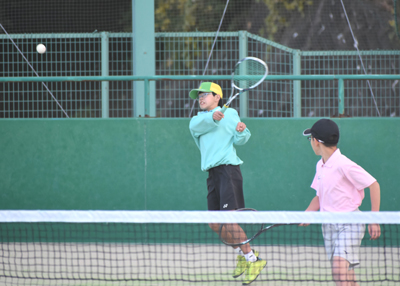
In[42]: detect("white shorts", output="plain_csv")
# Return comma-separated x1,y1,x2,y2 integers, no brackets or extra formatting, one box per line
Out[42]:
322,223,366,270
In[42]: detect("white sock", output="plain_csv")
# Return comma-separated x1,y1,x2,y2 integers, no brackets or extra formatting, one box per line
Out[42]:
244,250,257,262
234,247,244,256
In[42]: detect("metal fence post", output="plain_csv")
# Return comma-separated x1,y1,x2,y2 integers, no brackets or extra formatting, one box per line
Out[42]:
101,32,109,118
132,0,155,117
338,78,344,115
293,50,301,118
144,79,150,115
239,31,248,117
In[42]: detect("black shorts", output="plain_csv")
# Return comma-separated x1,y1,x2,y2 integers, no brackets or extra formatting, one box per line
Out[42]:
207,164,245,211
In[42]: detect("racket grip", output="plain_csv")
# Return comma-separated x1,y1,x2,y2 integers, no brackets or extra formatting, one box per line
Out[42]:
221,105,228,113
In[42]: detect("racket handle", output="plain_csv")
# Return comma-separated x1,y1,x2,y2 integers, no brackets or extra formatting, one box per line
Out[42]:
221,105,228,113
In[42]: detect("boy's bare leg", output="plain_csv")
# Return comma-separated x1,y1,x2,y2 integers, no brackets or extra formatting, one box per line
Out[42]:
209,223,251,253
332,256,359,286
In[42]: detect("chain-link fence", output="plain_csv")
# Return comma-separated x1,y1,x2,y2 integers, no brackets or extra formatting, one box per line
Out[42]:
1,31,399,118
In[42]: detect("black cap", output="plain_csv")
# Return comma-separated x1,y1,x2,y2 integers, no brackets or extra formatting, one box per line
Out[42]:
303,119,339,144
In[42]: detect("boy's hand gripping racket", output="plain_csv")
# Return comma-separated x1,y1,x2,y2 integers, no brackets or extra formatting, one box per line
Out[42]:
220,57,269,113
218,208,298,246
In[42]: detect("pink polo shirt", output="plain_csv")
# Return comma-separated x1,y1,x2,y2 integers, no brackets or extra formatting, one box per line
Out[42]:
311,149,376,212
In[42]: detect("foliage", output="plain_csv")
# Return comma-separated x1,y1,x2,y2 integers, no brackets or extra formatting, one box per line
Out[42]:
155,0,313,39
155,0,253,32
259,0,313,41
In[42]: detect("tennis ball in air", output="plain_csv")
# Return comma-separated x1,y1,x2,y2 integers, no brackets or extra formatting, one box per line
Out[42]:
36,44,46,54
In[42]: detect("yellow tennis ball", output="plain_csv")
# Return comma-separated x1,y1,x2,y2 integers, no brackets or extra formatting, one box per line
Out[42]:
36,44,46,54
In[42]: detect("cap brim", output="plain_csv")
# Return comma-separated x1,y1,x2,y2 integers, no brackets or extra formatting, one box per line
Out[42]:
189,88,211,99
303,128,312,136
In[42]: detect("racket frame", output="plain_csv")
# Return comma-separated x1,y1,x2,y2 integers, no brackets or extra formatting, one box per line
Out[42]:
221,57,268,113
218,208,297,246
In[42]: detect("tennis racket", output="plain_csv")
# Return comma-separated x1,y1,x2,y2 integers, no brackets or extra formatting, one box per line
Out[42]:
218,208,297,246
220,57,268,113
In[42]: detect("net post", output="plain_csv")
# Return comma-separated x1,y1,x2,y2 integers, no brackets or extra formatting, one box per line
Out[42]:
239,31,248,117
293,50,301,118
101,32,110,118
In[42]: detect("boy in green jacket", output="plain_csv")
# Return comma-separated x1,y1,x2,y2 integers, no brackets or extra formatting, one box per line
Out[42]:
189,82,266,285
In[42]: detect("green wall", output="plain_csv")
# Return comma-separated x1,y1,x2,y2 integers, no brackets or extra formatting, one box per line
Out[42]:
0,118,398,211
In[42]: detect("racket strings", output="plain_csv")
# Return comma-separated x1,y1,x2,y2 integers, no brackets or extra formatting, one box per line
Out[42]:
233,60,267,89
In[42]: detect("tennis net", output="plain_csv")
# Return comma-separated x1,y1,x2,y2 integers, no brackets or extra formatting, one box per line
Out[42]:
0,210,399,286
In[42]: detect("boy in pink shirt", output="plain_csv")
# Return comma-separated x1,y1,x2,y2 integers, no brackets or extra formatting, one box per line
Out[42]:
301,119,381,286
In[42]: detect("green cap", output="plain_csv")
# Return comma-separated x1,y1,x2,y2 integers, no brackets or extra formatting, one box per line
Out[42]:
189,82,223,99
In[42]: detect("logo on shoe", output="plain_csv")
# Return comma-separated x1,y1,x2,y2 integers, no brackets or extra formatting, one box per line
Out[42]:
223,204,228,208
